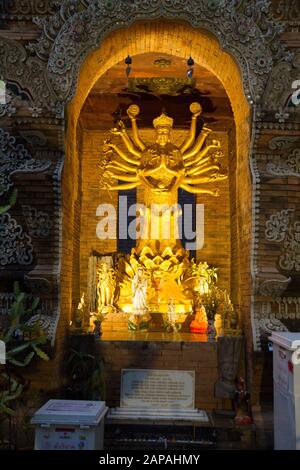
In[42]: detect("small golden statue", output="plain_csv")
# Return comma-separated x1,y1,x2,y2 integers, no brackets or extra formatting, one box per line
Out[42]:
191,261,218,296
97,262,116,314
214,313,223,337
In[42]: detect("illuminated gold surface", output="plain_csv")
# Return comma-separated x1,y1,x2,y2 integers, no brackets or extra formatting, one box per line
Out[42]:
99,104,230,321
127,77,196,94
97,262,115,314
100,330,211,342
100,102,226,197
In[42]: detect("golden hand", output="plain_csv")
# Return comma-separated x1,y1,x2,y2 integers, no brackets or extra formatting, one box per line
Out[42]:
102,139,113,153
190,102,202,118
110,120,125,135
127,104,140,120
107,143,117,150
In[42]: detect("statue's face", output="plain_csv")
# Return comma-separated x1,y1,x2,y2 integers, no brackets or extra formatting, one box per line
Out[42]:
156,126,170,147
102,264,108,272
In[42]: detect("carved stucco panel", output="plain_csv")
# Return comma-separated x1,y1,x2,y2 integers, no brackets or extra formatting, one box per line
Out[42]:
279,220,300,271
0,128,51,196
22,205,52,238
266,148,300,177
0,212,33,266
265,209,294,242
0,0,293,113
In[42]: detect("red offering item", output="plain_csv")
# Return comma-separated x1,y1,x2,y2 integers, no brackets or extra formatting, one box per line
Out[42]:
234,415,252,426
190,305,208,333
189,320,208,333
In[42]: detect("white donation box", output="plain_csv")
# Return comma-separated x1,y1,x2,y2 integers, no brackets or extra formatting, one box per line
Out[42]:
270,332,300,450
31,400,108,450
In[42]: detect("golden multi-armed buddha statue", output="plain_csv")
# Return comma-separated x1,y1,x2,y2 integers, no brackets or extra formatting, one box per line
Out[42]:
101,102,225,196
99,102,227,322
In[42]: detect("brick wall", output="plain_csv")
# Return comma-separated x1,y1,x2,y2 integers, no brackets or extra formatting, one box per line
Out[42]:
97,340,223,410
79,129,117,297
196,132,231,292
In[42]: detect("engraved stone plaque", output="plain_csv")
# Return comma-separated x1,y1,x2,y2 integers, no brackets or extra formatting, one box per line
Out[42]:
120,369,195,409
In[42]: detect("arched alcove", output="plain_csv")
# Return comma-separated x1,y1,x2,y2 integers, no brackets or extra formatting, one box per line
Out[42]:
62,21,252,344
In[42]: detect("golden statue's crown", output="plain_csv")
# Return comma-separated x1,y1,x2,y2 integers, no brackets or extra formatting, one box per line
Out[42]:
153,113,174,129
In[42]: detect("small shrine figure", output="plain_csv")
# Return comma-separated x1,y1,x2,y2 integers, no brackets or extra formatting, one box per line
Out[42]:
132,267,148,315
214,312,223,337
192,261,216,297
89,310,102,337
189,304,208,333
97,262,115,314
222,291,241,335
233,377,252,425
198,275,209,296
165,297,181,332
167,297,176,324
92,318,102,338
74,293,85,328
129,267,150,329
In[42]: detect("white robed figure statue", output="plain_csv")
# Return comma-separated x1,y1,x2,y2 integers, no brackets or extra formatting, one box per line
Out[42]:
132,267,148,315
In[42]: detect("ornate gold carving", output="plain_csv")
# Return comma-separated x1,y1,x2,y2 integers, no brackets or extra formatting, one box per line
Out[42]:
153,113,174,129
154,58,171,68
100,102,225,196
98,103,226,315
128,77,196,95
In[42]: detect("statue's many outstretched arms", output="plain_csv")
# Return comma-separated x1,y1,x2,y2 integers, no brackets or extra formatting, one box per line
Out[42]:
106,142,139,166
99,102,227,196
180,102,202,154
182,127,213,161
180,183,219,196
106,160,136,173
185,154,217,176
184,140,221,167
127,105,146,151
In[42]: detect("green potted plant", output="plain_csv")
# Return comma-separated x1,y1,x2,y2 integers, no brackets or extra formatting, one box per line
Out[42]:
0,282,49,448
